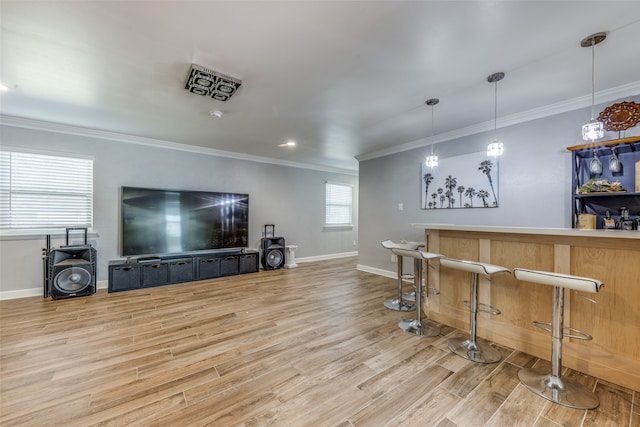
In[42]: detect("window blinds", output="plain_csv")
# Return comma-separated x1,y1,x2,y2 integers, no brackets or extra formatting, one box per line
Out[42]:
0,150,93,230
325,182,353,226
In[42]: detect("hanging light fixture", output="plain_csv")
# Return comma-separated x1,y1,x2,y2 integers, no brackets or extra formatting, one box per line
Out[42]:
425,98,439,168
487,72,505,157
581,32,607,142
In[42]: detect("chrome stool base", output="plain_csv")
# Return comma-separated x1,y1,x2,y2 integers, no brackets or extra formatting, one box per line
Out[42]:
403,291,416,302
383,298,415,312
518,367,599,410
447,337,502,364
399,318,439,337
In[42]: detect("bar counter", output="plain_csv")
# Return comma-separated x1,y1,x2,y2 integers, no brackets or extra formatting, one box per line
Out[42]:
410,223,640,391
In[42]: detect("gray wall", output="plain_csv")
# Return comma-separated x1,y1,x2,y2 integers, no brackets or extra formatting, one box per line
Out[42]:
357,97,640,273
0,125,358,297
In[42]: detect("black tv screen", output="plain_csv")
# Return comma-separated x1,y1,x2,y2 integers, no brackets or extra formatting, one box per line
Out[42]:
121,187,249,257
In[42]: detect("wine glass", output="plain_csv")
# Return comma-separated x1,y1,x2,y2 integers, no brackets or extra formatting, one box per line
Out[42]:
609,147,622,173
589,149,602,175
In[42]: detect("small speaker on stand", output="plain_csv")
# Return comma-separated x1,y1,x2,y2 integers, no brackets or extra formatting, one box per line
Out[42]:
261,224,285,270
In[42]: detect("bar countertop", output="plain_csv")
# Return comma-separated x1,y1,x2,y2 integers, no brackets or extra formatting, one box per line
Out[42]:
410,223,640,240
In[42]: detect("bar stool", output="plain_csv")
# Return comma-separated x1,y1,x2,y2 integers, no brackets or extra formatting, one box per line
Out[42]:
439,257,510,363
380,240,423,312
389,248,443,337
513,268,603,410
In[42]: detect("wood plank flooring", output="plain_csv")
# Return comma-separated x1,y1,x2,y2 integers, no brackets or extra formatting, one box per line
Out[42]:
1,257,638,426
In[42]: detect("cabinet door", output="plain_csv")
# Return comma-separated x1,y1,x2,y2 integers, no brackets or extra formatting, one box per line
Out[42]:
239,253,258,274
142,263,169,287
197,257,221,280
168,259,194,284
109,265,141,292
220,256,239,276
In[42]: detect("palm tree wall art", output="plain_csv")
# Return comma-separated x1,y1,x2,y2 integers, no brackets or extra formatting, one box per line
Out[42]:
420,151,499,209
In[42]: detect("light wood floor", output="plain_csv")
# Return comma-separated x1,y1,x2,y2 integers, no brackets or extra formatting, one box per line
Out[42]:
1,257,638,427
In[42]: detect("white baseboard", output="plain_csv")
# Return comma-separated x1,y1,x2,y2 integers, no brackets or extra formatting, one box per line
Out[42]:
356,264,396,279
296,251,358,263
0,288,43,300
0,280,109,301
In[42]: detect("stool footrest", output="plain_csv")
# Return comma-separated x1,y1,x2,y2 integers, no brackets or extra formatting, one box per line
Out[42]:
462,300,501,315
384,299,415,312
532,321,593,340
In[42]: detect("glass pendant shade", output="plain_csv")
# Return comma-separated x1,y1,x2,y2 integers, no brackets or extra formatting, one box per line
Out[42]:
487,141,504,157
582,119,604,141
425,155,438,168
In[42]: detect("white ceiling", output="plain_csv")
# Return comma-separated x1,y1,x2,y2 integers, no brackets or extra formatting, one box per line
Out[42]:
1,1,640,173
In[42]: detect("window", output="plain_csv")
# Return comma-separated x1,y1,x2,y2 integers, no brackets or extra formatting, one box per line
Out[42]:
325,182,353,227
0,149,93,231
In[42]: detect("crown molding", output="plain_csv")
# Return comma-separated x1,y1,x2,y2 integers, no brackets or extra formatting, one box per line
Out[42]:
356,81,640,162
0,115,359,176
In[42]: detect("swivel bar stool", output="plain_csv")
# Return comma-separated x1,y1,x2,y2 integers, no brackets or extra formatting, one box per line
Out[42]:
513,268,603,410
390,247,443,337
439,257,510,363
380,240,423,312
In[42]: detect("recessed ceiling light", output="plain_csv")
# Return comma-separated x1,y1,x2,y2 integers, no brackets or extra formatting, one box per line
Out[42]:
278,140,296,147
0,83,9,91
209,110,223,118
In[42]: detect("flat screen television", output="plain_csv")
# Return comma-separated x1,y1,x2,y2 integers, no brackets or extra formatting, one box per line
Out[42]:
121,186,249,257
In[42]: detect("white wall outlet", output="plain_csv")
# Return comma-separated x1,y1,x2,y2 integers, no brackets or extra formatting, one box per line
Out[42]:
352,240,357,246
398,203,404,211
391,254,397,263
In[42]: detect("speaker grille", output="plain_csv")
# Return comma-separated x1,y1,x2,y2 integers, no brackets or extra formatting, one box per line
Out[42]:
266,249,284,268
54,266,92,293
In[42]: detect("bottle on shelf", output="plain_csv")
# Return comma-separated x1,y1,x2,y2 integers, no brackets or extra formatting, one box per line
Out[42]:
602,210,616,230
616,207,635,231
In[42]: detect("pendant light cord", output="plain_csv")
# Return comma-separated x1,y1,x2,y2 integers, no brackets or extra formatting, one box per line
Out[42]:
430,105,435,155
590,38,596,120
493,80,498,141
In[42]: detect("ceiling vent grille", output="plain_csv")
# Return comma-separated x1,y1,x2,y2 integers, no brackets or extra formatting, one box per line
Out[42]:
184,64,242,102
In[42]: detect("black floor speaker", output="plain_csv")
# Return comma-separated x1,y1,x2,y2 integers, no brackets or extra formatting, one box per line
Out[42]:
261,237,285,270
48,246,97,299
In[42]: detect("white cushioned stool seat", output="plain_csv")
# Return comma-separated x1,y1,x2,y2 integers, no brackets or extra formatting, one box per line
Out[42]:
440,258,510,276
381,240,423,251
513,268,603,293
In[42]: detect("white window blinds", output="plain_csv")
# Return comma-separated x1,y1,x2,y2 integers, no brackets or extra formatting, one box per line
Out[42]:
0,150,93,230
325,182,353,226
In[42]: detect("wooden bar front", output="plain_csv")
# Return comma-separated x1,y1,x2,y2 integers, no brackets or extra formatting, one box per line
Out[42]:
412,224,640,392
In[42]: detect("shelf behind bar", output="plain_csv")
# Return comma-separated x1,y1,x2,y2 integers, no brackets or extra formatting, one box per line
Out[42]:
566,136,640,151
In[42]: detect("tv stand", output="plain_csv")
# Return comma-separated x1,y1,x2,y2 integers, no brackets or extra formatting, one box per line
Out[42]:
108,250,259,293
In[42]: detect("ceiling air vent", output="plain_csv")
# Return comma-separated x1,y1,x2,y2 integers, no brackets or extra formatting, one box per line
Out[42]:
184,64,242,102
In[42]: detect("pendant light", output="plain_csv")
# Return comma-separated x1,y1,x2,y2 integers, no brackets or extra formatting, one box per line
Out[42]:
581,32,607,142
425,98,439,168
487,72,505,157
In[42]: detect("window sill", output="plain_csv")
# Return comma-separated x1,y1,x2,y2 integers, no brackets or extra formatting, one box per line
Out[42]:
323,224,353,231
0,229,99,241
